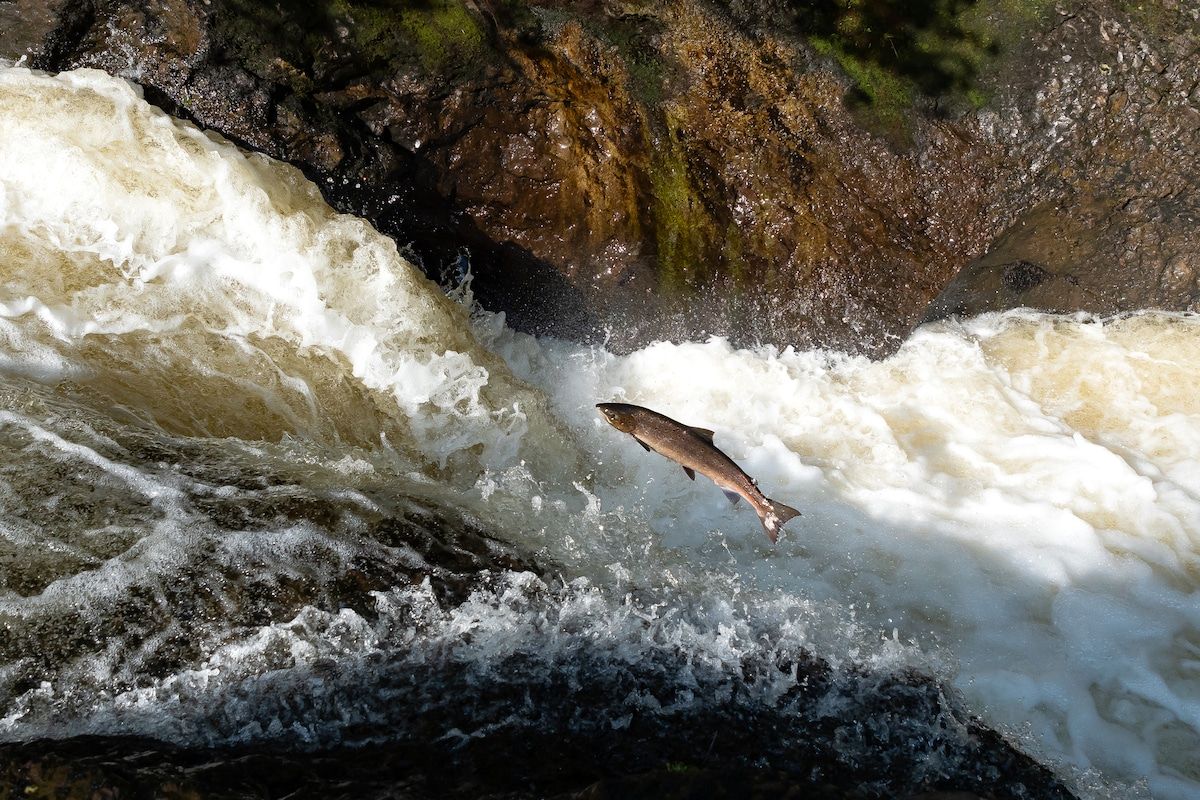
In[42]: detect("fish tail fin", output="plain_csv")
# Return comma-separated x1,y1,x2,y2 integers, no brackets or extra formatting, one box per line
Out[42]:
760,499,802,544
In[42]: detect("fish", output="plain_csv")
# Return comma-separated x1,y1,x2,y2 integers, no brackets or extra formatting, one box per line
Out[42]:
596,402,801,543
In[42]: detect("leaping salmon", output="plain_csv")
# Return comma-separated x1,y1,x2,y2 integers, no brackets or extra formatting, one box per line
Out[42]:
596,402,801,543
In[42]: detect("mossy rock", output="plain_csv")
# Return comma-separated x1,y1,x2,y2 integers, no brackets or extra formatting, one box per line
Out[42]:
336,0,489,75
794,0,1060,141
211,0,494,87
649,109,722,293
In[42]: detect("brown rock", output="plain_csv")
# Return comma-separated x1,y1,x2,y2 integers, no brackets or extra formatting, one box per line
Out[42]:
0,0,73,64
923,1,1200,325
2,0,1198,355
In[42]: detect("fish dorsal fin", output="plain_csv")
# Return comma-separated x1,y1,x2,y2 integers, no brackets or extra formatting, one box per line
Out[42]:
723,489,741,506
689,426,716,444
683,466,695,480
634,437,652,452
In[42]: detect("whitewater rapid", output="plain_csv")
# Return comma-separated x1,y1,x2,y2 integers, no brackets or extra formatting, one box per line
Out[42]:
1,67,1198,798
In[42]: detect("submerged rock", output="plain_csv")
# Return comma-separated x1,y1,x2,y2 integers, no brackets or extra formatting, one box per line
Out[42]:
0,654,1076,800
3,1,1198,353
0,748,1005,800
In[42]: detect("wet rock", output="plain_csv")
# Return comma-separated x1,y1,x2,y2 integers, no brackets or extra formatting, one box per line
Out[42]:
574,771,987,799
924,0,1200,324
3,1,1197,353
0,655,1077,800
1000,261,1052,295
0,2,995,352
0,0,90,68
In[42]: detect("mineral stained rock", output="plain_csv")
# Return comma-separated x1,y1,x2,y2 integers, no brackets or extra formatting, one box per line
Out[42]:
2,1,1197,352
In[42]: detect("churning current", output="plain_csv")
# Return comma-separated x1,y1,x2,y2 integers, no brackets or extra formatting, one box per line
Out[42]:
1,67,1198,798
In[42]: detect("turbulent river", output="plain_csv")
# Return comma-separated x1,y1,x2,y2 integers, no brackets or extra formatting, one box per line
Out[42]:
2,68,1199,799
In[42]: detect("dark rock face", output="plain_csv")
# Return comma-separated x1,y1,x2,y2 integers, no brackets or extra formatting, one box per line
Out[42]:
1,656,1075,800
0,744,1008,800
3,1,1197,353
923,1,1200,324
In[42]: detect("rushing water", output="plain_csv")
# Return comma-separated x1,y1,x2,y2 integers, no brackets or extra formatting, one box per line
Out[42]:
1,67,1199,798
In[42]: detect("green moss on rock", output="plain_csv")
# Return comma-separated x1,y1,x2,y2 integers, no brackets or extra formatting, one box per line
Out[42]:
811,35,915,145
798,0,1062,139
339,0,488,74
592,11,672,109
649,111,718,292
212,0,492,88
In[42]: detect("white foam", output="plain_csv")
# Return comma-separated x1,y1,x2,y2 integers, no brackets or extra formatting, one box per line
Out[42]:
0,67,573,474
486,314,1200,798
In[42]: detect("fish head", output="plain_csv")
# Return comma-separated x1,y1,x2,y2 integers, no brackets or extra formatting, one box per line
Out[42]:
596,402,639,433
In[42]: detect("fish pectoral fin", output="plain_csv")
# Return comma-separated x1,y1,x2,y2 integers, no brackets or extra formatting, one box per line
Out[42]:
633,437,652,452
722,490,741,506
683,466,696,480
689,426,716,444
